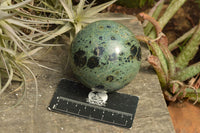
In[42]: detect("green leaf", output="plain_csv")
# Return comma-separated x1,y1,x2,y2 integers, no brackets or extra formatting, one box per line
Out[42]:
168,26,197,51
144,0,164,36
175,62,200,81
85,0,117,17
14,10,68,24
23,39,65,47
0,20,29,50
158,0,186,29
76,0,85,15
26,3,62,15
74,22,82,34
59,0,74,19
150,41,168,76
12,16,65,25
148,0,187,39
0,64,13,95
0,46,16,56
0,61,27,112
39,23,72,43
81,13,133,24
176,23,200,69
0,0,31,11
20,63,38,107
0,10,14,20
18,47,43,59
0,51,10,78
84,0,96,11
148,55,167,88
6,19,47,35
0,71,1,90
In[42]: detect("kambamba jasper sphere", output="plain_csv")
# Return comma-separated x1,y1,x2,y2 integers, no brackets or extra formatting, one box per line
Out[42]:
70,20,141,92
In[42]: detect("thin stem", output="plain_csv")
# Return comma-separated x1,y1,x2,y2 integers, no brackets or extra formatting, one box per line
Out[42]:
139,12,162,35
148,0,187,38
0,64,13,95
0,51,10,77
20,63,38,108
0,61,26,112
138,13,168,46
0,71,1,90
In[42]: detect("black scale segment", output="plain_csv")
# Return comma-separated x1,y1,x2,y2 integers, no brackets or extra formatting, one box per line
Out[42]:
48,79,139,128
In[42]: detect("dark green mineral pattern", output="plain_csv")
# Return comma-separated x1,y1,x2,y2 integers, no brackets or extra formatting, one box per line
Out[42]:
70,20,141,92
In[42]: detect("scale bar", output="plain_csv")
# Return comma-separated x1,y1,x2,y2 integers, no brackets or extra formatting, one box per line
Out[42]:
48,79,139,128
57,96,133,117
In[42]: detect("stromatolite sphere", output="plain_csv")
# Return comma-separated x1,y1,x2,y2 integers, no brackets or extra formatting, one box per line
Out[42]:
70,20,141,92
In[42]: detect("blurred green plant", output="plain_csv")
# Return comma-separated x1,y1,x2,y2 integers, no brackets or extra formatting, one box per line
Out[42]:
195,0,200,8
31,0,131,43
0,0,65,111
138,0,200,104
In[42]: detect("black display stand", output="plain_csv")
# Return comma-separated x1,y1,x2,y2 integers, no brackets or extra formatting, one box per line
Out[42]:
48,79,139,129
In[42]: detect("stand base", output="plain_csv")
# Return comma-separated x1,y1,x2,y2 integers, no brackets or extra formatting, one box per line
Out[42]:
48,79,139,129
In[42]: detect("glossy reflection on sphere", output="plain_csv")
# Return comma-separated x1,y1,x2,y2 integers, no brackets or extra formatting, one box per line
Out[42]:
70,20,141,92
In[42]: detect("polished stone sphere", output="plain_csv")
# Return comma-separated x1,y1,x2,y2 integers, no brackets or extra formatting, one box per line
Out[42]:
70,20,141,92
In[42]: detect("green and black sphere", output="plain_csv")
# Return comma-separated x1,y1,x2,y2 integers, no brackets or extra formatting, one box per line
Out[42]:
70,20,141,92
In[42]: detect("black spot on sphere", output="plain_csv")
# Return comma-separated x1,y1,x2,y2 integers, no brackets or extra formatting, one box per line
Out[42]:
99,36,103,40
74,50,87,67
119,52,124,56
87,56,99,69
126,42,131,46
94,47,105,56
137,47,141,61
130,45,137,57
109,53,117,61
99,42,106,45
101,62,107,65
95,85,105,90
106,75,114,82
111,36,116,40
89,40,91,44
118,57,122,61
107,25,111,28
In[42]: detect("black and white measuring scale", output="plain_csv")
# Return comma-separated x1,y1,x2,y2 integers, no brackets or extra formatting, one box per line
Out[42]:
48,79,139,129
